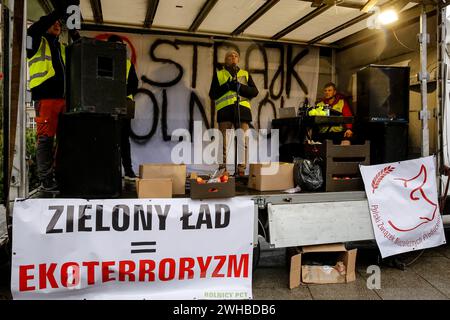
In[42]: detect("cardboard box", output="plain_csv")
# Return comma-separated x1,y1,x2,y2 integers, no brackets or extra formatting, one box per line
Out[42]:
136,178,172,198
139,163,186,195
278,107,298,119
248,163,294,191
289,243,357,288
190,176,235,199
301,264,346,284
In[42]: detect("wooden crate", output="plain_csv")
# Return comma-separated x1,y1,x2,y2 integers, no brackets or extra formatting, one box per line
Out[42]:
325,140,369,192
326,176,364,192
325,140,370,159
305,140,370,192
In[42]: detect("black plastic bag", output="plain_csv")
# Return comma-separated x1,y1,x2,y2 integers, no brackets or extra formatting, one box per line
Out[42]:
293,157,323,191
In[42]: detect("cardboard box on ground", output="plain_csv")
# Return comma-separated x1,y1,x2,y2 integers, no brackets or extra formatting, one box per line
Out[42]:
248,163,294,191
288,243,357,288
136,164,187,198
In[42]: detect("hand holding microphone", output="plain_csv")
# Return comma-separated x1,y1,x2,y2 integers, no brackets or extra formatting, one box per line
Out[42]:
229,64,239,91
229,79,239,92
232,64,239,76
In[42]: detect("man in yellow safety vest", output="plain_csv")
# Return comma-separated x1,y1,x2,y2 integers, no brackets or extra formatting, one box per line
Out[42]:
308,82,354,144
27,5,80,191
209,50,259,176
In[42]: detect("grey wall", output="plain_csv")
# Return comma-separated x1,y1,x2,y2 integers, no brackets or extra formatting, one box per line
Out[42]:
317,47,333,104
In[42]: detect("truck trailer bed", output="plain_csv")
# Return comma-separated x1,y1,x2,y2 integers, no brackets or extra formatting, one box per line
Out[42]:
28,179,377,248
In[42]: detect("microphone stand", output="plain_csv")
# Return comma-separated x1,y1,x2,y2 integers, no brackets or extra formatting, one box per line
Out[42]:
233,66,242,178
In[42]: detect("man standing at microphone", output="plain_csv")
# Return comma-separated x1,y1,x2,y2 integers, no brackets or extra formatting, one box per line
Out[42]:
209,50,259,176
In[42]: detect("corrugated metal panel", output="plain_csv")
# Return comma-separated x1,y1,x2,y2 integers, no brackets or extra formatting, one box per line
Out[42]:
320,18,368,44
283,6,362,42
379,0,393,6
153,0,206,30
102,0,148,26
346,0,366,5
80,0,94,21
318,1,418,44
31,0,418,45
356,0,392,10
400,2,418,12
198,0,266,34
27,0,47,21
244,0,314,38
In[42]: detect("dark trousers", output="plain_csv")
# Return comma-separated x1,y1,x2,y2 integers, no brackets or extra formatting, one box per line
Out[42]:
120,118,133,174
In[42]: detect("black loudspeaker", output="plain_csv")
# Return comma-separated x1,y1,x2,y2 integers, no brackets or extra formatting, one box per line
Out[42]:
271,117,307,162
357,65,410,121
360,121,408,164
55,113,122,198
66,37,127,115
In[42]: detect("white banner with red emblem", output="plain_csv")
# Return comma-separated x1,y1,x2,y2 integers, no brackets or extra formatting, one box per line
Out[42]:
360,156,446,258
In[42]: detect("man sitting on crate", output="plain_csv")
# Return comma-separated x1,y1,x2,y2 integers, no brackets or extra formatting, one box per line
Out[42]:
27,1,80,191
308,82,353,145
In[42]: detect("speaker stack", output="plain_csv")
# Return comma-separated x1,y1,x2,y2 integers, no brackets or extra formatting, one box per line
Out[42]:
356,65,410,164
56,37,127,198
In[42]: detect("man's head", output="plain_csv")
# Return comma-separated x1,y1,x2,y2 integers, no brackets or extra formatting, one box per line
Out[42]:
47,20,62,37
323,82,337,100
224,50,239,67
107,35,124,44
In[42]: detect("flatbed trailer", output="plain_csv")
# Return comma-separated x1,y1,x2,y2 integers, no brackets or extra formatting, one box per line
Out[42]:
15,181,375,270
2,1,450,255
20,180,449,273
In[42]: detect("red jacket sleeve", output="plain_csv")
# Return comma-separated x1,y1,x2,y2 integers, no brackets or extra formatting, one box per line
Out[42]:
341,99,353,130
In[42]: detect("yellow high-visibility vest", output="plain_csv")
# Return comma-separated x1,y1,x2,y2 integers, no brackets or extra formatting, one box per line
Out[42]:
308,99,346,133
126,59,133,100
28,37,66,89
215,68,251,111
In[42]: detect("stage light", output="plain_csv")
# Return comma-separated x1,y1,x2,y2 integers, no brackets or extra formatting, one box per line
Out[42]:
378,9,398,25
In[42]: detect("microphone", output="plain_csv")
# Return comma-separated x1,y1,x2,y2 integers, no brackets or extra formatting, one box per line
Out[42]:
231,64,238,80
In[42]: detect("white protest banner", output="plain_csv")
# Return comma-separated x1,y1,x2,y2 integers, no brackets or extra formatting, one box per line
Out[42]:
360,156,446,258
11,197,254,300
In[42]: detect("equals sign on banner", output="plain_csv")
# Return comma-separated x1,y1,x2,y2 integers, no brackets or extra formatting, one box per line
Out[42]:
130,241,157,254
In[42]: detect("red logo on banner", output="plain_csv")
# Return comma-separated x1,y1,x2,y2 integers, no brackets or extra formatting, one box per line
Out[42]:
371,165,395,193
389,165,438,232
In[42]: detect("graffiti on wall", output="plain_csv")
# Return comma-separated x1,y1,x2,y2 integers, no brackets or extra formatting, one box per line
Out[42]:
94,34,318,145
